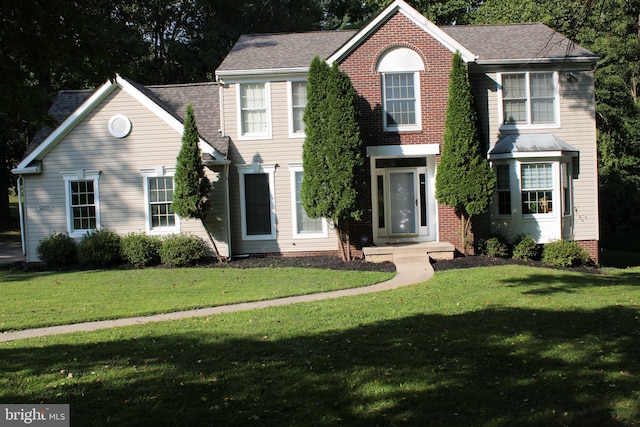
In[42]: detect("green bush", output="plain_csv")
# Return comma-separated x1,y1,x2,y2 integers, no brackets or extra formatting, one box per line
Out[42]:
479,235,509,258
512,235,540,261
37,232,77,269
160,234,205,267
78,229,122,268
542,240,591,267
121,233,162,267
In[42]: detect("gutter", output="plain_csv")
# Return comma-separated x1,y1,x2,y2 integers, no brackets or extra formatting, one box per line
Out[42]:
216,67,308,81
11,163,42,175
475,56,599,67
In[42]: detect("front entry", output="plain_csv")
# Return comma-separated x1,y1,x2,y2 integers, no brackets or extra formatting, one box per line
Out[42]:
371,155,437,244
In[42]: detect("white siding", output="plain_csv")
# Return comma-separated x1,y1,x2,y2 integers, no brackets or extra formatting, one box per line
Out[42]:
23,87,229,262
472,68,599,242
222,80,338,256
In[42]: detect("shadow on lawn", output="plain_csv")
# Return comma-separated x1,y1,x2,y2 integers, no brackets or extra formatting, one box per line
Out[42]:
2,305,640,426
500,269,640,295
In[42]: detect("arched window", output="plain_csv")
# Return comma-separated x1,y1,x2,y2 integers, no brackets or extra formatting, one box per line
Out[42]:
377,47,425,131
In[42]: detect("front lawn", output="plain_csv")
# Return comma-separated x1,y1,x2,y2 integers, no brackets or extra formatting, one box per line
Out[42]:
1,265,639,426
0,267,394,331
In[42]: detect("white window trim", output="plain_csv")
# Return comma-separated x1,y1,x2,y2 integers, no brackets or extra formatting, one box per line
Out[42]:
289,164,328,239
497,71,560,130
381,71,422,132
237,82,272,140
377,47,424,133
519,161,557,218
140,166,180,235
494,163,512,218
237,163,277,240
287,80,307,138
62,170,101,238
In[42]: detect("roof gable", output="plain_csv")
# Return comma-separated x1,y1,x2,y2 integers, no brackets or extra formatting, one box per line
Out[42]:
327,0,476,64
14,75,226,174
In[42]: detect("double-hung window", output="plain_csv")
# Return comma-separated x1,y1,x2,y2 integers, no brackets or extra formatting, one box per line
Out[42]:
501,72,557,126
383,73,417,128
289,81,306,137
290,166,326,238
63,170,100,237
238,82,271,138
377,47,424,132
238,164,276,240
141,167,179,233
521,163,553,214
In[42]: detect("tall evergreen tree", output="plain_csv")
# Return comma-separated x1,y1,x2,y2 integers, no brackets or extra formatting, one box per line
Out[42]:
173,104,211,219
435,51,495,254
302,58,363,261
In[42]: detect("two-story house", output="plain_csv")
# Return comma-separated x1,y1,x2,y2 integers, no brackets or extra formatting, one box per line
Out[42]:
13,0,600,264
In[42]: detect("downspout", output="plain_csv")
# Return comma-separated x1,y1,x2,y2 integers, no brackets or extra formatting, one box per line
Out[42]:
225,162,232,260
17,176,26,256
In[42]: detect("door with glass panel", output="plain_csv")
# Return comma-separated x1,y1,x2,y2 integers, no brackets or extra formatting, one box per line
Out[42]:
388,170,418,236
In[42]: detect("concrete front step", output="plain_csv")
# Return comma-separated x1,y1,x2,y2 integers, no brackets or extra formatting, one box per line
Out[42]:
363,242,456,264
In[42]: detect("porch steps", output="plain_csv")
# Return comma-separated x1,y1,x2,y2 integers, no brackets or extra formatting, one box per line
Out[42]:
362,242,456,264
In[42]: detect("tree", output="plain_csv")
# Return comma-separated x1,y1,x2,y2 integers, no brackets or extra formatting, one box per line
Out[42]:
302,58,364,261
172,104,211,219
435,51,495,254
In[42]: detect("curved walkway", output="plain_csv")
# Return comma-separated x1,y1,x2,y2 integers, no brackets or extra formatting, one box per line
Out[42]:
0,256,433,343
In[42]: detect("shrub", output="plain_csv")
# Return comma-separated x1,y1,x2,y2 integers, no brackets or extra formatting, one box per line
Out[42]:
37,232,77,269
121,233,162,267
160,234,205,267
479,235,509,258
542,240,591,267
78,229,122,268
512,235,541,261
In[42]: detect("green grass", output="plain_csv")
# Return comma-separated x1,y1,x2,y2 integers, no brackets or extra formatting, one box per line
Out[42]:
1,265,640,426
0,268,394,331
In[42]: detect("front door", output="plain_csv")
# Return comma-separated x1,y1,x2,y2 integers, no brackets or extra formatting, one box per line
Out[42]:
372,155,436,243
389,170,418,236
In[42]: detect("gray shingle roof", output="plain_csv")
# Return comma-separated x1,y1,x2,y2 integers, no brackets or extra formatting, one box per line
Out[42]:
25,90,93,157
442,23,596,62
217,22,595,75
216,31,357,74
134,80,228,156
25,80,228,158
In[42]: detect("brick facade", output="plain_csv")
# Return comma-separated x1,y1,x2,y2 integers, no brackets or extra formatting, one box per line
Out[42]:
338,12,470,255
577,240,600,265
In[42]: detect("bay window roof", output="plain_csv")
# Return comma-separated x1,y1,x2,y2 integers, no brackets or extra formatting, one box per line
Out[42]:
489,134,579,160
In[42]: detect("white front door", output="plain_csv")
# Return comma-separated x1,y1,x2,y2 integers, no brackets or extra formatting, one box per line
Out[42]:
371,156,436,243
389,170,418,236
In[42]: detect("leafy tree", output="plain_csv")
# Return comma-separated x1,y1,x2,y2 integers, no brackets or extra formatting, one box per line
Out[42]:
435,52,495,254
302,58,364,261
172,104,211,219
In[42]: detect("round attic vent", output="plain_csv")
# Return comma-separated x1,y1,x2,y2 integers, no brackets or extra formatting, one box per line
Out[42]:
108,114,132,138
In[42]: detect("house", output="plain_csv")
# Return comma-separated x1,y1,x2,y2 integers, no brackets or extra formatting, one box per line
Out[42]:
13,0,600,264
12,78,232,262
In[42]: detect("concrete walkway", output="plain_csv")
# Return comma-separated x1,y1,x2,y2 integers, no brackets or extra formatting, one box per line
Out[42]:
0,242,25,265
0,255,433,343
